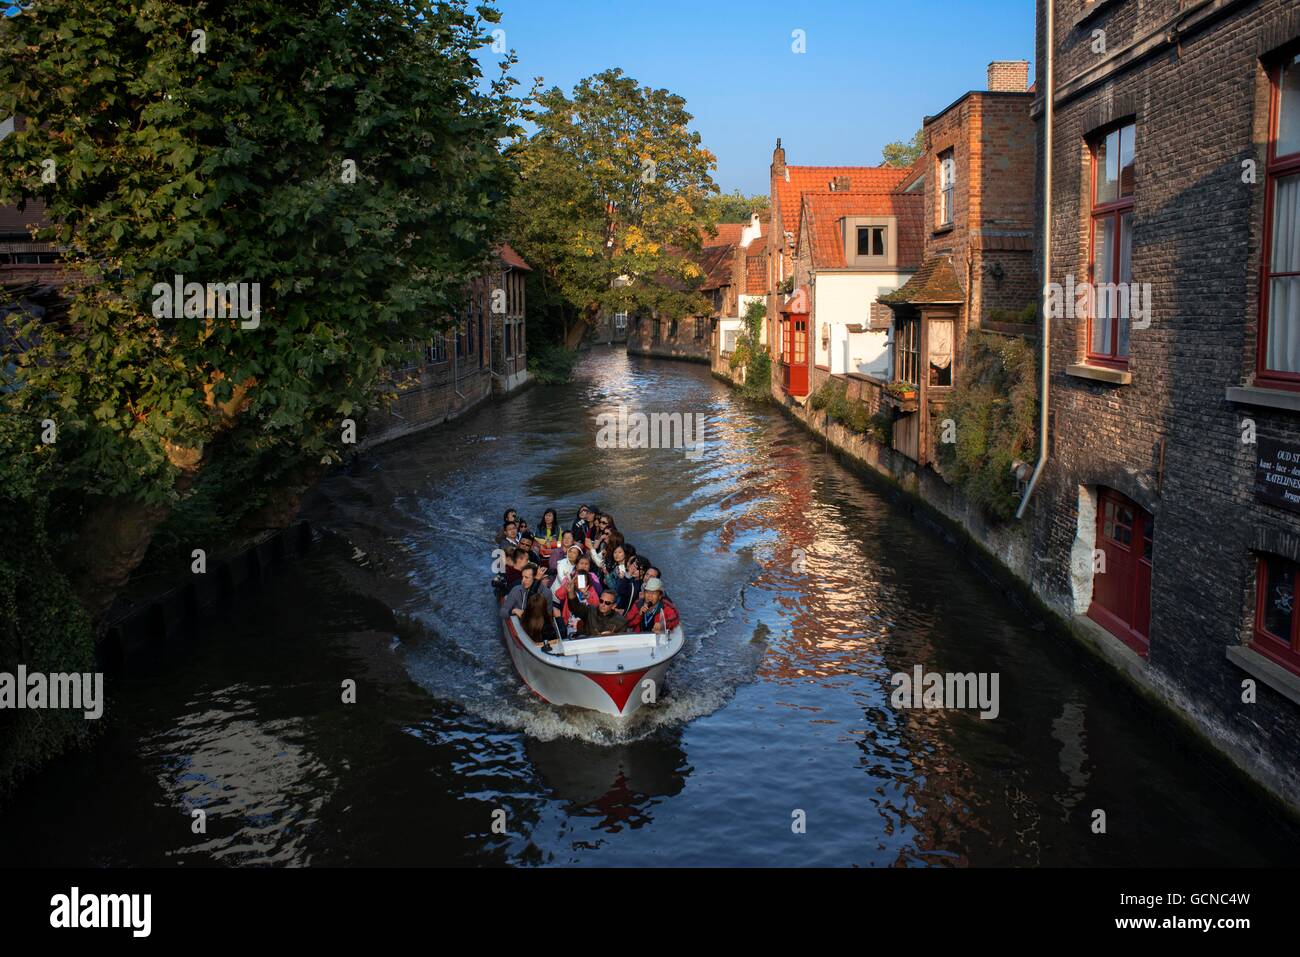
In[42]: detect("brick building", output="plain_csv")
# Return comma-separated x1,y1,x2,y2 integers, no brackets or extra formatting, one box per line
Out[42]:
1027,0,1300,804
764,144,912,397
882,61,1037,466
363,244,531,446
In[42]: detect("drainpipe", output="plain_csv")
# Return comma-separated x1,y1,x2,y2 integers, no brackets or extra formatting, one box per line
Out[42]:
1016,0,1054,520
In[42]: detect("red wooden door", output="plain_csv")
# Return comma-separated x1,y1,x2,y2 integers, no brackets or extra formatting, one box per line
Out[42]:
1089,488,1153,656
788,315,809,396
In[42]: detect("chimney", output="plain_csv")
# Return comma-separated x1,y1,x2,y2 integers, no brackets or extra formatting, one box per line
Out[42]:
987,60,1030,93
772,137,786,179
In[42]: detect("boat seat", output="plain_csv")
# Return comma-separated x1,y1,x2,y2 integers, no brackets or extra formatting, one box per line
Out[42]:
556,634,659,656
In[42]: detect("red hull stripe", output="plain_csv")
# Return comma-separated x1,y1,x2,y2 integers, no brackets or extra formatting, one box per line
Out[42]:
583,669,651,713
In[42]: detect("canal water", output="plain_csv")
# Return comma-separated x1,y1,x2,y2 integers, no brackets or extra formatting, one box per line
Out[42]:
4,347,1298,866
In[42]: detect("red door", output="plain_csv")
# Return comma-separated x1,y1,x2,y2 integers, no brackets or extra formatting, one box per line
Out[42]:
786,314,809,396
1088,488,1153,656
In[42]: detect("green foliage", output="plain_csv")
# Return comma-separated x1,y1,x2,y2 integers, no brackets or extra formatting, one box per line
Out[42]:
988,304,1038,325
507,68,718,346
0,0,519,505
732,300,770,400
0,0,519,789
706,190,770,225
937,331,1038,521
885,380,918,398
0,417,96,797
809,378,891,445
882,129,925,168
527,340,577,385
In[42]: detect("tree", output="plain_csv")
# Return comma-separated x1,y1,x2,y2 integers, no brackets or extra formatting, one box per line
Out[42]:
0,0,519,615
882,129,925,168
706,190,770,225
508,69,718,350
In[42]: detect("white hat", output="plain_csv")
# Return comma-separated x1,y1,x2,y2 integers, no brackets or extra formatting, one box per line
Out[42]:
643,577,663,593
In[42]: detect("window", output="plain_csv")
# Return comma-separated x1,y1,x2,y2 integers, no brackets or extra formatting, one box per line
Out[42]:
429,334,447,364
695,317,706,341
857,226,887,257
1088,122,1136,365
1254,554,1300,672
939,150,956,226
928,318,954,387
1261,52,1300,383
897,316,920,385
504,319,513,357
614,311,628,331
669,318,678,339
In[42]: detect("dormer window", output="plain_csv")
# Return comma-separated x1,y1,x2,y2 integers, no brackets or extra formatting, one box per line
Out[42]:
857,226,887,258
844,216,897,268
830,175,851,192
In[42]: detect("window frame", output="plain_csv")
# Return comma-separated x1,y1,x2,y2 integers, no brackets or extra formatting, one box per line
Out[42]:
938,150,955,227
1257,50,1300,389
896,315,920,386
1253,554,1300,673
1086,121,1137,369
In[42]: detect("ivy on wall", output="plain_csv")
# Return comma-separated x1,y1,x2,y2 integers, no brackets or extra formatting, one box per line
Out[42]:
936,330,1037,521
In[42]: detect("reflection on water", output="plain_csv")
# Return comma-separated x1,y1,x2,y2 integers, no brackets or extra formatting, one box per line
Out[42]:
2,347,1299,867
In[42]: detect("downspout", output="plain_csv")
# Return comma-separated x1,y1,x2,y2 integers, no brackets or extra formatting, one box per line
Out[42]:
1016,0,1054,520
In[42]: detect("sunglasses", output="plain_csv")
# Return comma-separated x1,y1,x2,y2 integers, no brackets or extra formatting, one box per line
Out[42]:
599,598,615,606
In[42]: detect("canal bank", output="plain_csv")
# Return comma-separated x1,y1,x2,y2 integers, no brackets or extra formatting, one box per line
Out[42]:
713,363,1300,819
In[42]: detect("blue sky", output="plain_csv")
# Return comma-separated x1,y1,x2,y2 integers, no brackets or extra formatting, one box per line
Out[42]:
493,0,1036,194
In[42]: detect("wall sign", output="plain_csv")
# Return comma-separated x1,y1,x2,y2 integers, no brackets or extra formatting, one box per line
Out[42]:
1255,438,1300,514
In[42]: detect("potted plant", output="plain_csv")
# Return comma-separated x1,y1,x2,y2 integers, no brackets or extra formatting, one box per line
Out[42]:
886,380,917,400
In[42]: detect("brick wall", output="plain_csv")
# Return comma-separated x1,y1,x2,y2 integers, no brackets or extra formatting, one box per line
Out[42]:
1031,0,1300,805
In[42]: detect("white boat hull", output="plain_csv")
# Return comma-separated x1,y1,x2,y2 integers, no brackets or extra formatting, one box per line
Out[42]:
500,616,685,718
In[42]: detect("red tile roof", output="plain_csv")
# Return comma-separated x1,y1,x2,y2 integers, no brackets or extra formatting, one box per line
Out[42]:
700,222,746,247
773,166,911,243
744,233,767,295
498,243,531,271
801,192,924,270
700,243,735,291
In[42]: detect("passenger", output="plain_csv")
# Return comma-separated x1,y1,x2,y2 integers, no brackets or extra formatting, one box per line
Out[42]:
500,563,538,623
504,547,530,588
555,543,581,583
503,508,518,527
570,505,591,543
617,555,647,613
517,533,543,566
529,562,555,607
602,542,633,594
521,592,553,645
536,509,562,554
554,556,600,634
625,577,679,634
569,588,630,637
550,531,575,574
496,520,521,548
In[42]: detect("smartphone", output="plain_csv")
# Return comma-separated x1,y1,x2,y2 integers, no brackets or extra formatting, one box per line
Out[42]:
577,574,587,590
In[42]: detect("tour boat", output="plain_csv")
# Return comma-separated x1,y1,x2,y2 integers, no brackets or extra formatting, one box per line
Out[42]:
499,614,686,718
